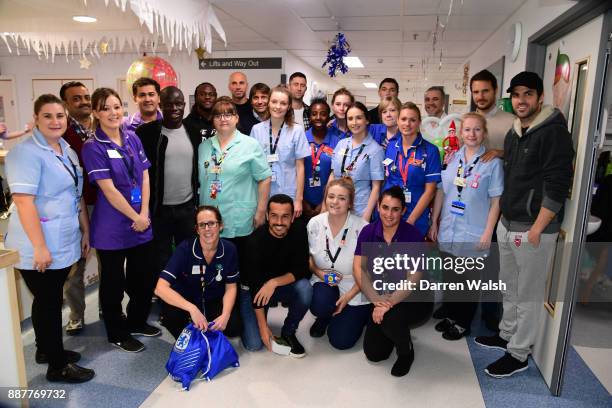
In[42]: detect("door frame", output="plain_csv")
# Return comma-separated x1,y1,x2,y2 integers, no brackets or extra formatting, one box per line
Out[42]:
525,0,612,396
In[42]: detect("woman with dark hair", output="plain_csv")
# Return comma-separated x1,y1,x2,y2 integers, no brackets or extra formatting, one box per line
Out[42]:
5,94,95,383
250,86,310,219
303,98,340,219
328,101,385,221
155,206,242,339
82,87,159,353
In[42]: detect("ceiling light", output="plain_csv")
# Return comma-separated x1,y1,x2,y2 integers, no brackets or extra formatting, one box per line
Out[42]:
344,56,364,68
363,82,377,89
73,15,97,23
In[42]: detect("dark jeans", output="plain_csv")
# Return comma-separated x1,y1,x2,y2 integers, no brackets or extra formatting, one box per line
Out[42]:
363,301,430,361
160,297,242,339
152,199,196,273
310,282,371,350
19,267,71,369
97,241,156,343
268,278,312,336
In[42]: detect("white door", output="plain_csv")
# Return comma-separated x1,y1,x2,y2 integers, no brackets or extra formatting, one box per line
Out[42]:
0,78,21,150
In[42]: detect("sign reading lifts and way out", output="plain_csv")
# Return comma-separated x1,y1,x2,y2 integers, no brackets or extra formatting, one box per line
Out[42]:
198,57,283,70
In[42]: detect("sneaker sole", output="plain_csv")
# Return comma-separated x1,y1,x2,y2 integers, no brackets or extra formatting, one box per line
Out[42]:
111,343,145,353
474,339,507,351
484,364,528,378
130,331,161,337
289,351,306,358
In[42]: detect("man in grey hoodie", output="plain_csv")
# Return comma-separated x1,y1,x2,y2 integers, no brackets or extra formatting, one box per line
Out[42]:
475,71,574,378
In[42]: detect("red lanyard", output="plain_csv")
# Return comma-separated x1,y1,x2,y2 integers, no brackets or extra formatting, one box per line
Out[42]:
310,143,325,172
398,150,415,187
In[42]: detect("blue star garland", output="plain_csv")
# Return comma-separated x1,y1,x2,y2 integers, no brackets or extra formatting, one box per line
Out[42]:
322,32,351,77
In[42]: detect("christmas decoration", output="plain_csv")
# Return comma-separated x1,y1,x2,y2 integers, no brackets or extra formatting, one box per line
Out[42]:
322,33,351,78
126,55,178,91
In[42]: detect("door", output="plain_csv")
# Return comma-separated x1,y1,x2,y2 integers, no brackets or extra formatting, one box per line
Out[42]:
0,78,20,150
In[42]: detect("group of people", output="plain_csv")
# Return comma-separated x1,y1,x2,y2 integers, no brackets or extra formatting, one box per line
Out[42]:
3,66,573,383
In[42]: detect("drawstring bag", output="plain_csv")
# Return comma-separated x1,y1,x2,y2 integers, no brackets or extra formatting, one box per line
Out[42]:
166,323,239,390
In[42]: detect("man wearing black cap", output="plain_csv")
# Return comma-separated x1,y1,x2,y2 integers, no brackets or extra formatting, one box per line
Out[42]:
475,71,574,378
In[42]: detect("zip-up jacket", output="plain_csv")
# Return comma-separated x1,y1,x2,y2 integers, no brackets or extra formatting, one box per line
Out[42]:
135,120,201,216
500,105,574,233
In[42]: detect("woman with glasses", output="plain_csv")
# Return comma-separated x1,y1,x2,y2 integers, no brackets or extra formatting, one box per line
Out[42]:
155,206,241,339
198,96,271,350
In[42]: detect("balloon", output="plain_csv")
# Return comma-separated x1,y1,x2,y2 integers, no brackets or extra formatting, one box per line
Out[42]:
126,56,178,92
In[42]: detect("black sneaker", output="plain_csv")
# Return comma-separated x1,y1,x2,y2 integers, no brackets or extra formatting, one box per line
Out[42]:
309,318,329,338
130,323,161,337
432,305,448,319
36,349,81,365
485,353,528,378
391,345,415,377
281,333,306,358
46,363,95,383
112,337,145,353
483,315,500,332
474,334,508,351
434,318,454,333
442,323,470,341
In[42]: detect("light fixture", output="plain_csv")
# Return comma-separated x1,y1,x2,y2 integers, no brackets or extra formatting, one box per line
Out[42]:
344,56,364,68
73,15,97,23
363,82,377,89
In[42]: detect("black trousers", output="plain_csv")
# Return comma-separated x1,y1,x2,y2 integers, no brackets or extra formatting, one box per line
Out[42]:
160,298,242,339
226,234,250,280
97,241,156,343
152,199,196,274
19,266,71,369
363,301,431,361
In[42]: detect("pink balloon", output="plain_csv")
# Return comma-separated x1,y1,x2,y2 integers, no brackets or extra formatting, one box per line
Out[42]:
126,56,178,92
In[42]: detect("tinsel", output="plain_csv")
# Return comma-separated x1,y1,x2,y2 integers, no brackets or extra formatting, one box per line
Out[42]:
322,33,351,78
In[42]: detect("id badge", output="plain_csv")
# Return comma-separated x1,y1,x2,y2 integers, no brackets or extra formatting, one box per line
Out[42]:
209,180,222,199
267,153,279,163
309,177,321,188
271,171,277,182
454,177,467,187
450,200,466,216
403,188,412,204
210,166,221,174
130,186,142,204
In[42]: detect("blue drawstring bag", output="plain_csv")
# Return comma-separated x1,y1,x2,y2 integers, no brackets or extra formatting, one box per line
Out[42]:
166,323,239,390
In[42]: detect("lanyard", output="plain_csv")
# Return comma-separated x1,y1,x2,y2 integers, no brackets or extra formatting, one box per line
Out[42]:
117,146,137,186
325,228,349,269
56,156,79,196
268,121,284,154
310,142,326,173
456,156,480,199
212,144,234,168
341,142,366,175
397,149,416,187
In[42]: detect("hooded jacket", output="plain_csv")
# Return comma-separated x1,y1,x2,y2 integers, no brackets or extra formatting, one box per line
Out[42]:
500,105,574,233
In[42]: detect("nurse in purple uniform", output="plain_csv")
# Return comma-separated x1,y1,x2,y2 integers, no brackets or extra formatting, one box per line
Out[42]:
82,88,160,354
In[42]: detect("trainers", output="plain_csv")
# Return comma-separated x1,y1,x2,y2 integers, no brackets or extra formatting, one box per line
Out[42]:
432,305,448,319
442,323,470,341
309,318,329,338
130,323,161,337
36,349,81,365
485,353,528,378
391,342,415,377
66,319,84,336
46,363,95,383
281,333,306,358
112,337,145,353
474,334,508,351
434,318,454,333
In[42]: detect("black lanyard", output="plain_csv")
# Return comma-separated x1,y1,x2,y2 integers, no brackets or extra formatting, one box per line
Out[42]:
56,156,79,196
325,228,349,269
268,121,284,154
456,156,480,199
341,143,366,175
117,146,137,185
211,144,234,167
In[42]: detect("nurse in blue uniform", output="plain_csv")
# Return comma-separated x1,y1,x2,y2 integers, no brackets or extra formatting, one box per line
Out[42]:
303,98,340,219
383,102,441,236
369,96,401,149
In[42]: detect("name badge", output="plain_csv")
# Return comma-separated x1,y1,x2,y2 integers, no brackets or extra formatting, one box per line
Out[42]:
192,265,201,275
453,177,467,187
271,171,277,182
107,150,122,159
309,177,321,188
267,153,279,163
382,158,393,166
210,166,221,174
450,200,466,216
130,186,142,204
403,188,412,204
210,180,222,199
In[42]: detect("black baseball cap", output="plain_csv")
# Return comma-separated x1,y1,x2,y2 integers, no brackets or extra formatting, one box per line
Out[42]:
506,71,543,94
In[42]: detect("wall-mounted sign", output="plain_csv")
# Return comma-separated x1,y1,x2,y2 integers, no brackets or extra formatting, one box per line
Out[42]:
452,99,468,105
198,57,282,70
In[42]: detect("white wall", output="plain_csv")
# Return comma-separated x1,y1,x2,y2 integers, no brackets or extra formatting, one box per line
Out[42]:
0,49,342,127
468,0,575,92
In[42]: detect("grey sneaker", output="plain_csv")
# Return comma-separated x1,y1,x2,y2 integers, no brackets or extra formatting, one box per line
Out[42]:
66,319,84,336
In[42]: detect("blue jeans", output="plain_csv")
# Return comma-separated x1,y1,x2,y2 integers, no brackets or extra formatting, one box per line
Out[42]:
310,282,371,350
239,279,313,350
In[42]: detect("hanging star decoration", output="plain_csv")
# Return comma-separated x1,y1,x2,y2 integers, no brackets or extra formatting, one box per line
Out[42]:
79,55,92,69
100,41,109,55
322,32,351,77
195,47,207,60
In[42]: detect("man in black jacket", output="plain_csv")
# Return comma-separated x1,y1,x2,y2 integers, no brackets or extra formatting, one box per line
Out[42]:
475,72,574,378
136,86,201,274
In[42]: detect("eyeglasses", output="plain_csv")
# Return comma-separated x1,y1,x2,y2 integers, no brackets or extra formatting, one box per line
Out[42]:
197,221,219,229
213,113,235,120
